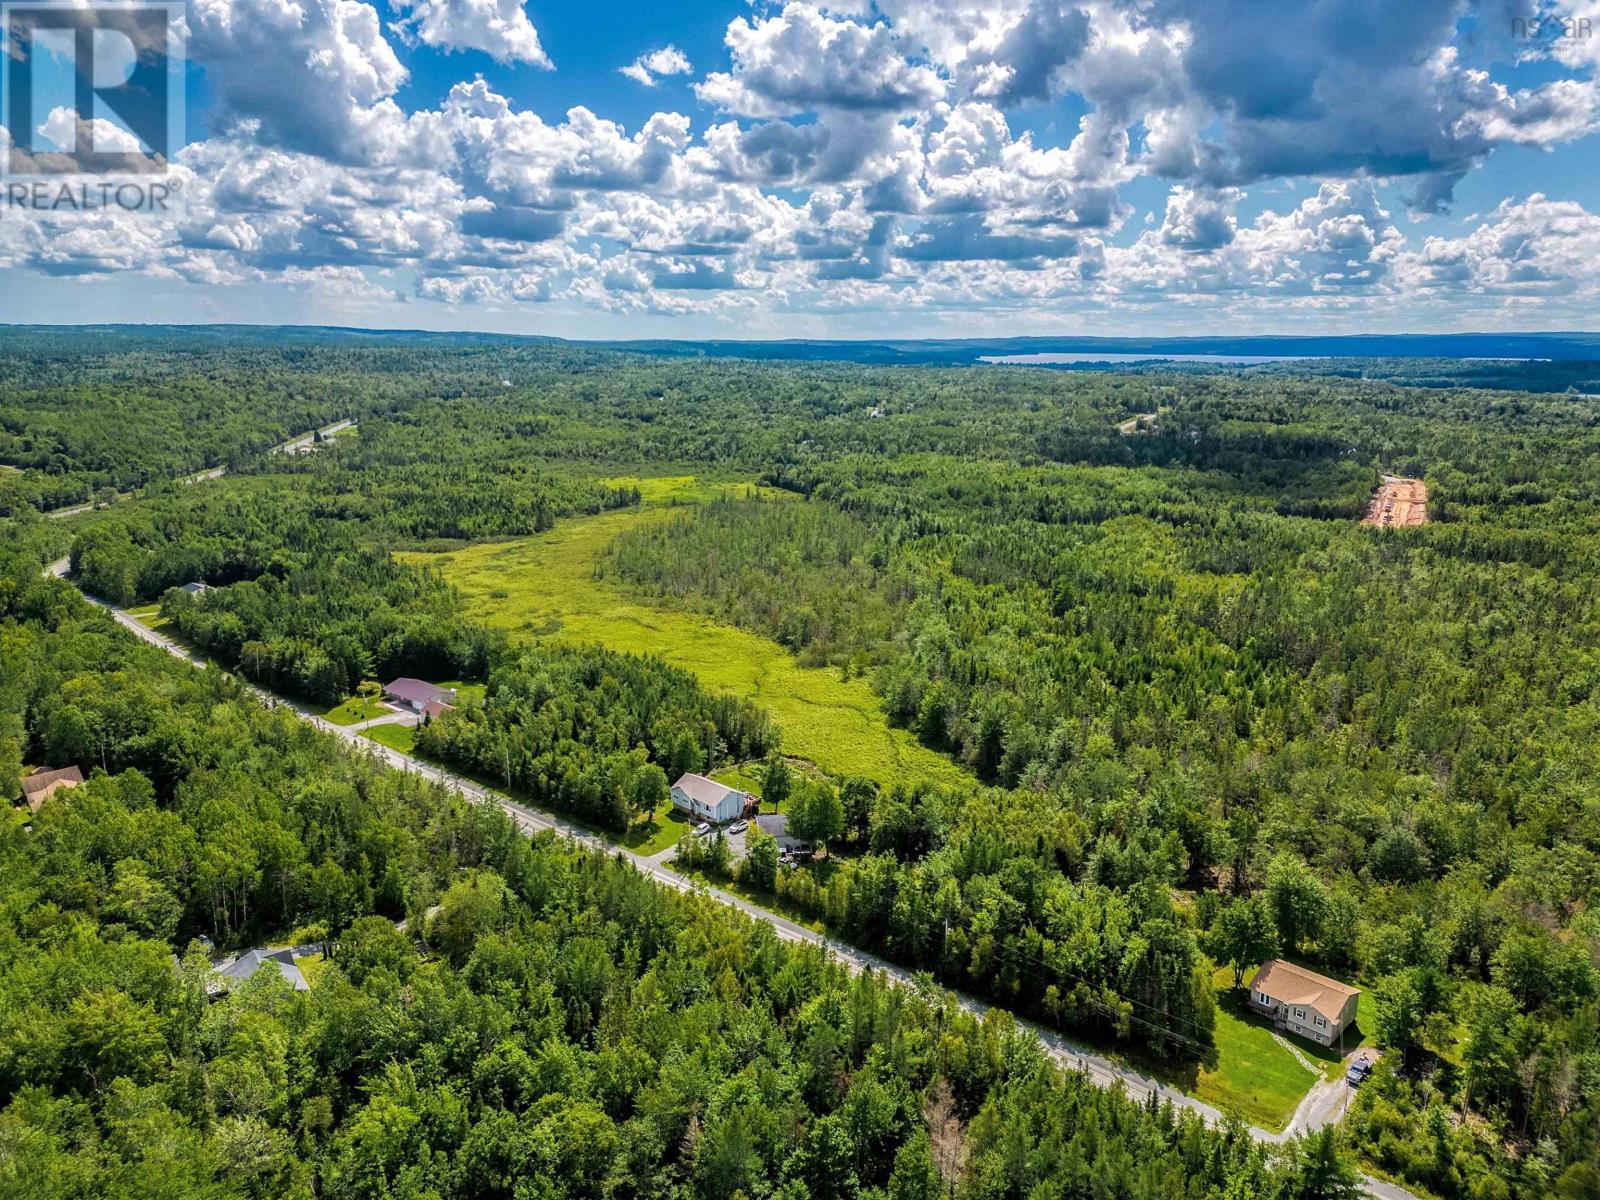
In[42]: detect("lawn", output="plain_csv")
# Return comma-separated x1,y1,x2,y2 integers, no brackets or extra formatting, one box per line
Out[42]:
402,477,971,791
435,680,488,706
1163,963,1375,1131
622,800,692,856
293,951,327,988
711,762,768,800
126,604,171,633
323,697,393,725
1186,983,1321,1131
362,723,417,753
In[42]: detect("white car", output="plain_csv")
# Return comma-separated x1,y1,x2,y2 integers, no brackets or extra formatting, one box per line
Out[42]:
729,820,748,834
694,822,712,836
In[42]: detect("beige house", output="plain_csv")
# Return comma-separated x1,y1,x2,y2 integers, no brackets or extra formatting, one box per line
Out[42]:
19,766,84,813
1247,959,1360,1047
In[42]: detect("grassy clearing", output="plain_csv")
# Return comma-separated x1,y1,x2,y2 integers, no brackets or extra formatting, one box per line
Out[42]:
711,763,767,799
126,604,171,633
435,680,487,706
293,952,327,988
1188,983,1320,1131
1163,964,1374,1130
402,476,970,791
362,723,417,754
622,801,692,856
323,697,393,726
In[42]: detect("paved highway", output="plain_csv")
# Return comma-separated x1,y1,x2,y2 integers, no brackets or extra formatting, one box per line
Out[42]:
40,555,1415,1198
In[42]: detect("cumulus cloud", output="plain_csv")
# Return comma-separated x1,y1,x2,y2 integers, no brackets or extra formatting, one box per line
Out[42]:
189,0,412,163
390,0,551,66
9,0,1600,326
620,45,693,87
1403,194,1600,297
696,3,944,116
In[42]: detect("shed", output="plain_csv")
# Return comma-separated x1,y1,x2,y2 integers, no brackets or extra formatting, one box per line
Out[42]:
754,812,808,853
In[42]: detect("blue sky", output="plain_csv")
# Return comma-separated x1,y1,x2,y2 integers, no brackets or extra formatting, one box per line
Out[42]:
3,0,1600,337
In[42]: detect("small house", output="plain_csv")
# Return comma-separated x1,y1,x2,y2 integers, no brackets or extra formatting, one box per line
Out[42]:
179,582,211,596
1247,959,1360,1047
754,812,808,853
209,947,309,997
19,766,84,812
670,773,750,825
384,677,456,714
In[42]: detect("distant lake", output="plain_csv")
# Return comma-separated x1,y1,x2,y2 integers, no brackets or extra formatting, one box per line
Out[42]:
979,352,1319,365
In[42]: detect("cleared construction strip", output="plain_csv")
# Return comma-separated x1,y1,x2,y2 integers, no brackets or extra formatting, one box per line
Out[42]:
1362,475,1428,527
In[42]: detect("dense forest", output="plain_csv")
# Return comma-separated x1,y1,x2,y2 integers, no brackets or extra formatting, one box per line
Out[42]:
0,516,1360,1200
414,646,777,833
5,333,1600,1198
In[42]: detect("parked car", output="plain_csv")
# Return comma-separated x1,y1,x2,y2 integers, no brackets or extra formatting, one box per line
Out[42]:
729,820,748,834
694,822,711,836
1346,1059,1373,1086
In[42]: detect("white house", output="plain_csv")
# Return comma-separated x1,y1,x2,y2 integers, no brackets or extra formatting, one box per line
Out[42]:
1247,959,1360,1047
670,773,750,824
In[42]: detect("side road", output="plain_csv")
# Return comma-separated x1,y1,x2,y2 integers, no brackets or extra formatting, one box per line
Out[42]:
43,418,356,519
42,557,1415,1200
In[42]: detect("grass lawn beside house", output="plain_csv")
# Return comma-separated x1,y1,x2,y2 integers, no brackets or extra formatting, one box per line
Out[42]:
1188,984,1320,1130
323,697,393,725
1166,963,1377,1130
293,951,327,988
622,801,692,855
126,604,171,633
434,680,487,706
362,723,417,754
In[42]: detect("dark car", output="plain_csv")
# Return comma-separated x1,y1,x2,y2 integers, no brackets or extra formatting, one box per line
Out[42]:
1346,1059,1373,1086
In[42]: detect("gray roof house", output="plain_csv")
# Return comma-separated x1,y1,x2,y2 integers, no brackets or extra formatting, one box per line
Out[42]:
179,582,211,596
755,812,808,852
384,677,456,713
670,773,751,824
210,947,310,996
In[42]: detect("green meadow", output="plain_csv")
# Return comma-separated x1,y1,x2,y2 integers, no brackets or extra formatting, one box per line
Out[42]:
401,476,971,791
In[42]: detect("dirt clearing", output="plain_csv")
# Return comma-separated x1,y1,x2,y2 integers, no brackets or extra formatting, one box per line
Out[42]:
1363,476,1428,527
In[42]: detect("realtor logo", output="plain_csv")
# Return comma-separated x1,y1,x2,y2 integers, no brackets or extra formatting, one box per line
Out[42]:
2,0,184,209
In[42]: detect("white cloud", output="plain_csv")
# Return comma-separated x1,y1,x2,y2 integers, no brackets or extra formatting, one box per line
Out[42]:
10,0,1600,329
620,45,693,87
190,0,413,163
1402,194,1600,298
38,107,144,155
390,0,551,66
696,3,944,117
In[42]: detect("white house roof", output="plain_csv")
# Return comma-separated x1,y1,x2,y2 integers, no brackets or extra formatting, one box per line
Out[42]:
672,773,744,808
